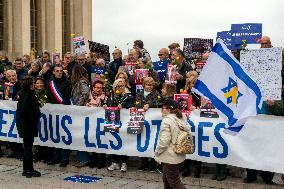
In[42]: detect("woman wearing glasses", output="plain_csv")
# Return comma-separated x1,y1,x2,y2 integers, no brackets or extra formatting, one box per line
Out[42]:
107,78,134,172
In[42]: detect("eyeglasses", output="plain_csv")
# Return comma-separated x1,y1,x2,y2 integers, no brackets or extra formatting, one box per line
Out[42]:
116,85,125,88
55,70,63,72
158,54,164,56
94,86,103,89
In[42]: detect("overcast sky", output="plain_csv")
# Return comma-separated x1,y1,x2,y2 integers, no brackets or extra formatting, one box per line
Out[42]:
92,0,284,60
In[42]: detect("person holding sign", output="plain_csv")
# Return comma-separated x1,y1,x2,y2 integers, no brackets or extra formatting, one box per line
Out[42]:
107,79,134,172
135,77,160,171
170,49,193,93
243,35,274,184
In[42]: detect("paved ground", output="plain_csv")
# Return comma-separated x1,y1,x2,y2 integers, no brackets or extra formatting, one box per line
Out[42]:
0,157,283,189
0,161,215,189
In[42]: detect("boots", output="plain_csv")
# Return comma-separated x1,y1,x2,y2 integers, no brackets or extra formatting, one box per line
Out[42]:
212,164,227,181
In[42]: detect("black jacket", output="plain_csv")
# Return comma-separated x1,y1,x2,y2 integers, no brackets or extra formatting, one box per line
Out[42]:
107,92,134,109
47,76,71,105
16,68,28,81
176,62,193,93
16,89,41,138
109,58,123,82
136,90,160,109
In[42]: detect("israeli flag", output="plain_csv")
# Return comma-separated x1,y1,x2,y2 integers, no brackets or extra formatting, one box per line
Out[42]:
192,39,262,135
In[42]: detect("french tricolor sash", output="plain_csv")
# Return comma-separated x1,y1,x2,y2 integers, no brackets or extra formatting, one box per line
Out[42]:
49,80,63,104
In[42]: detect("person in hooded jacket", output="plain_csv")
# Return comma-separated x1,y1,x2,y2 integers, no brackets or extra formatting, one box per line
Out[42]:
155,99,189,189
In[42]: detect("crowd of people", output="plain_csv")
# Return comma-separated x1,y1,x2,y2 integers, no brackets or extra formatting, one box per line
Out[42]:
0,37,283,186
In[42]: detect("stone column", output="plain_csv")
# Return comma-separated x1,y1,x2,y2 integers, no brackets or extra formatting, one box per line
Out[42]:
69,0,92,53
39,0,62,55
6,0,31,60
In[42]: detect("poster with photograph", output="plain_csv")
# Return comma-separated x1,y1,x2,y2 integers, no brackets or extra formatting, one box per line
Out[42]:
195,61,206,73
135,69,149,84
125,62,136,75
136,85,144,94
73,36,87,55
183,38,213,60
166,64,177,84
240,47,282,100
52,53,61,66
200,97,219,118
127,108,144,134
103,107,121,133
174,94,193,114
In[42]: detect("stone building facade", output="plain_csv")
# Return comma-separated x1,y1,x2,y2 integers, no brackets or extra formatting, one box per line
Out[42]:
0,0,92,60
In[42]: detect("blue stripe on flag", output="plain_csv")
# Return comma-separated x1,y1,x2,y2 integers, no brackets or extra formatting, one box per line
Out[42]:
212,43,262,113
226,125,244,133
195,79,238,126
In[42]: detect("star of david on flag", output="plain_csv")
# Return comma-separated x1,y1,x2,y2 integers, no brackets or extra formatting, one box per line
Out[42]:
192,39,262,135
221,77,243,106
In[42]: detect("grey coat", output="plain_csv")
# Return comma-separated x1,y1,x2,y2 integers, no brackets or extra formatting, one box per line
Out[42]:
71,79,90,106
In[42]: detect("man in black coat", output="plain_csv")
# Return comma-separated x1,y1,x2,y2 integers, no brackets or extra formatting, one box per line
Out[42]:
46,65,71,167
108,49,123,82
170,49,193,93
16,76,41,178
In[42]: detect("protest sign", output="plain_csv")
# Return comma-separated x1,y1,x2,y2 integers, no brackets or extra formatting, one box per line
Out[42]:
127,108,144,134
103,107,120,133
231,23,262,45
135,69,148,85
183,38,213,60
240,47,282,100
73,36,87,55
200,97,219,118
174,94,192,114
52,53,61,66
166,64,177,84
216,31,242,50
125,62,136,76
88,41,110,63
152,60,169,81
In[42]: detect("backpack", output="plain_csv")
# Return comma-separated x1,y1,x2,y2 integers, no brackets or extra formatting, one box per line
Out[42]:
172,122,194,155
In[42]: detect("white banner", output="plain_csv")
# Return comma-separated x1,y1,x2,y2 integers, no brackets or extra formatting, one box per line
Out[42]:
0,100,284,174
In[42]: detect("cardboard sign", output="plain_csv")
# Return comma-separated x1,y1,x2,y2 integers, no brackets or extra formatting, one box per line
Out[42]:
127,108,144,134
103,107,120,133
